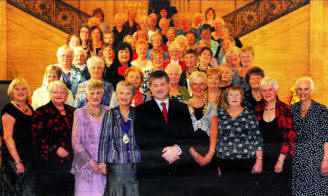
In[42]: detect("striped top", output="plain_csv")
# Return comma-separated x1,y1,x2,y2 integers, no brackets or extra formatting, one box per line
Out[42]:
98,106,141,164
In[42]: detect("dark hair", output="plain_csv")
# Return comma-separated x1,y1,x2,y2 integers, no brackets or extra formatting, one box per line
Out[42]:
245,66,265,84
89,26,103,51
102,43,114,51
113,42,133,66
223,85,244,105
200,24,212,33
186,30,197,38
199,47,212,57
79,25,90,43
149,70,170,86
90,26,103,41
184,49,197,58
66,34,81,46
205,7,216,21
93,8,105,22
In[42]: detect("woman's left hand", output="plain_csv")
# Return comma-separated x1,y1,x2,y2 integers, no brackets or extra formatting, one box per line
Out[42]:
252,159,263,174
274,160,284,173
321,158,328,176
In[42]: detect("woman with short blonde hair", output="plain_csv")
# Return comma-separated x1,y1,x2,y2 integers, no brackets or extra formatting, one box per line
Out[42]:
164,63,189,102
1,78,35,195
99,80,140,196
131,39,152,72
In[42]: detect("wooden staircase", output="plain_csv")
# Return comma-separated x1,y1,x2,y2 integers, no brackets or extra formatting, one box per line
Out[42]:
7,0,309,38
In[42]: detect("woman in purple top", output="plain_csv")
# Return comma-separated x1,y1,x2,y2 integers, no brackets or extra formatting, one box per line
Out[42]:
71,79,108,196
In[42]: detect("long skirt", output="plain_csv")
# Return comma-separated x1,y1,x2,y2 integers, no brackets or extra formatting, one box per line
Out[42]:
0,160,35,196
104,163,139,196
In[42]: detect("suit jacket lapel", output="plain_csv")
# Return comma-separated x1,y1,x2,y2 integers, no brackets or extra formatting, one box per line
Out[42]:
167,99,175,123
149,99,166,123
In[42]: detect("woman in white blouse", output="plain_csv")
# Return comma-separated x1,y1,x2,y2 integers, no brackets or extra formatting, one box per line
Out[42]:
31,65,74,110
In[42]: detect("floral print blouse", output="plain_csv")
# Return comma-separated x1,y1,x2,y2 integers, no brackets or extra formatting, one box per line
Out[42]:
216,108,263,159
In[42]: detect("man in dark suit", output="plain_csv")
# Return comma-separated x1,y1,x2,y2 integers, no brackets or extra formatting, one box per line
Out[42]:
134,70,194,196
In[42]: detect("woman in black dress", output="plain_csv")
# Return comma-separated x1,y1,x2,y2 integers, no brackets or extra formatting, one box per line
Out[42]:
187,71,218,196
1,78,35,196
254,77,295,195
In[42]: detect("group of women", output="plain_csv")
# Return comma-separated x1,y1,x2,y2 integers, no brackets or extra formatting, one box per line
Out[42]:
1,5,328,196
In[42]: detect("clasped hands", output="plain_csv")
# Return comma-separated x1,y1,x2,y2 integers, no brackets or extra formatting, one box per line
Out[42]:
162,146,180,164
189,147,213,166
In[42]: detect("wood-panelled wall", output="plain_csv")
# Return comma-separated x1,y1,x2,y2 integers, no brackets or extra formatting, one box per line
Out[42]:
62,0,254,27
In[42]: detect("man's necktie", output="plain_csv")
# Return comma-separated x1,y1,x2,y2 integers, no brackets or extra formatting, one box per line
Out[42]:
161,102,168,123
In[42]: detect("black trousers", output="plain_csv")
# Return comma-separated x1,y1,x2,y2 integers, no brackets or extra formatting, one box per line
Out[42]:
217,158,260,196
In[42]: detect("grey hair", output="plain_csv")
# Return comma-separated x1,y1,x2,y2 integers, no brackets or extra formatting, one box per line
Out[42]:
57,45,73,59
73,46,87,58
87,56,104,69
165,63,182,75
295,76,315,92
48,80,68,94
260,77,278,91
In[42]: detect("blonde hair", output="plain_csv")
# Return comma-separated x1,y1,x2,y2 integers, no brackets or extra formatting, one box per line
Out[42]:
189,71,206,84
73,46,87,59
44,65,62,79
125,66,143,80
135,39,149,50
214,17,225,26
7,78,30,102
165,63,182,75
116,80,134,94
123,35,136,43
48,80,68,94
86,79,104,94
151,32,163,43
138,15,148,24
150,49,165,60
175,35,188,47
159,18,169,29
168,41,182,52
218,63,232,80
135,29,149,41
240,46,255,57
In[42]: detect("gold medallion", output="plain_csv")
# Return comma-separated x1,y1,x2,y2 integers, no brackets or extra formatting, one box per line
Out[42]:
123,134,130,144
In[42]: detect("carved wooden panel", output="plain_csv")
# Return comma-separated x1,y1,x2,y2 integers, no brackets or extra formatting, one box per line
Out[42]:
7,0,309,37
7,0,90,35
